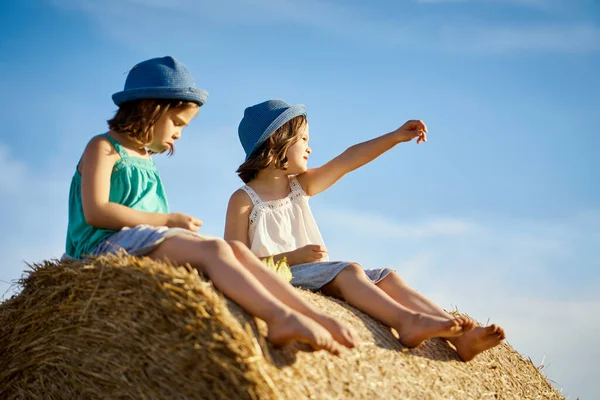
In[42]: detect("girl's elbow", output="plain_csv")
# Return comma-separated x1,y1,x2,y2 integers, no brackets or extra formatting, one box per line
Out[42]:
83,212,98,227
223,230,238,243
83,207,103,228
224,227,247,246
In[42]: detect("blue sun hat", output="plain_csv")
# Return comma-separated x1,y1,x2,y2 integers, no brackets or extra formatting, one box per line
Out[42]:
112,56,208,106
238,100,307,160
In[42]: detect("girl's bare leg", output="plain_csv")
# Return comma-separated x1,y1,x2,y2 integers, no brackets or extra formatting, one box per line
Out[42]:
227,240,358,348
148,235,341,354
321,264,471,348
376,271,505,361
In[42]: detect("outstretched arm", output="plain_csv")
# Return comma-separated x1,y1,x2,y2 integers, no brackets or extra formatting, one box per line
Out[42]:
297,120,427,196
80,135,201,231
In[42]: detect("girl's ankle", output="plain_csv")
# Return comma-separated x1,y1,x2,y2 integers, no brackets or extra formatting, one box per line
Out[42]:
263,307,292,325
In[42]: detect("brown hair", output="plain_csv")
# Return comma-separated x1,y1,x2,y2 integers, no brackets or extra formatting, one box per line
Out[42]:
236,115,307,183
107,99,199,155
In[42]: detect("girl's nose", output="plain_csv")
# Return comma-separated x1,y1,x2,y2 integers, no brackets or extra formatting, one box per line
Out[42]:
173,131,181,140
307,147,311,154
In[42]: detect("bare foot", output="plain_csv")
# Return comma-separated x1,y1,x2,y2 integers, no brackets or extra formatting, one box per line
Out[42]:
311,313,360,348
266,311,342,355
397,314,471,348
459,317,477,333
452,324,506,362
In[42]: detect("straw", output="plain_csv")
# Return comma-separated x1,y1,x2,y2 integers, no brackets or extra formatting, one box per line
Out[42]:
0,254,564,399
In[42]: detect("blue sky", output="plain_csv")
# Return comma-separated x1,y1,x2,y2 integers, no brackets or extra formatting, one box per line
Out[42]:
1,0,598,398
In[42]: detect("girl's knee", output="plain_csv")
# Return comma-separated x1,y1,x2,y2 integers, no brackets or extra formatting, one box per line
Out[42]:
325,263,368,296
226,240,246,253
339,263,366,278
384,271,407,286
199,238,232,256
150,235,231,264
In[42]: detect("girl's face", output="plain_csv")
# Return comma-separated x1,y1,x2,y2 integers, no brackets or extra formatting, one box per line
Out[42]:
148,105,199,154
285,123,311,173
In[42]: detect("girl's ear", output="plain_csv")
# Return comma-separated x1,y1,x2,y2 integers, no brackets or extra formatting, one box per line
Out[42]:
280,155,288,170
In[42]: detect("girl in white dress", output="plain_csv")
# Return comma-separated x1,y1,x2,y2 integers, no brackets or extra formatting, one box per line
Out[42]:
225,100,506,360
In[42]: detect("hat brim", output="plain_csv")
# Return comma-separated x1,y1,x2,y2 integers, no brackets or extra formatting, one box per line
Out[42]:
112,87,209,106
245,104,307,160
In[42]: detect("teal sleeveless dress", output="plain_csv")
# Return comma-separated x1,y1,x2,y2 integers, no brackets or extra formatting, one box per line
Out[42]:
65,133,195,259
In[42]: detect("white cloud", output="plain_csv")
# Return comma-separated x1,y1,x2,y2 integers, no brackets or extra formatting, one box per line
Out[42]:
440,24,600,53
321,210,474,238
119,0,192,9
0,143,69,300
0,145,29,194
417,0,555,6
47,0,600,54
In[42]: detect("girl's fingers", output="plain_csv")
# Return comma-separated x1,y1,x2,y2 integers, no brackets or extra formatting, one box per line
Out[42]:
405,120,427,132
415,120,427,132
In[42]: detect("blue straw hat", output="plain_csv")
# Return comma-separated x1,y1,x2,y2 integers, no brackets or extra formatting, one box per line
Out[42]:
238,100,307,160
112,56,208,106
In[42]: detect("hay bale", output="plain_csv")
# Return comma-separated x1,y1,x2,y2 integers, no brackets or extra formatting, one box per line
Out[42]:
0,255,564,400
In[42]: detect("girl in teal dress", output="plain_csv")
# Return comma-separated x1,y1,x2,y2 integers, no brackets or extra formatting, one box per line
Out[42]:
64,56,357,354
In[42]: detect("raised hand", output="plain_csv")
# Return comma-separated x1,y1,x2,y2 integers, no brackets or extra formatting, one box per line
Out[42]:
167,212,203,232
395,119,428,144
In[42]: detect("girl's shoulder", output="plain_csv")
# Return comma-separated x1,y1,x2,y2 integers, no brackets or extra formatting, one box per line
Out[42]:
87,133,151,159
81,134,121,161
86,133,112,149
76,134,120,173
289,175,308,196
228,187,255,210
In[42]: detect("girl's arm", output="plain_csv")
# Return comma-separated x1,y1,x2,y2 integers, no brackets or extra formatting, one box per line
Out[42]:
224,190,323,265
80,136,201,231
224,189,254,246
297,120,427,196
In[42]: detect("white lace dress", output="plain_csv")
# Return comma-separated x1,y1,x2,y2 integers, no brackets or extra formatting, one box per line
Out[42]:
241,176,392,290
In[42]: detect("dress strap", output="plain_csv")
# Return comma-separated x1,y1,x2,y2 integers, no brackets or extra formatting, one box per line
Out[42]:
289,176,307,196
102,133,130,159
241,185,262,206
